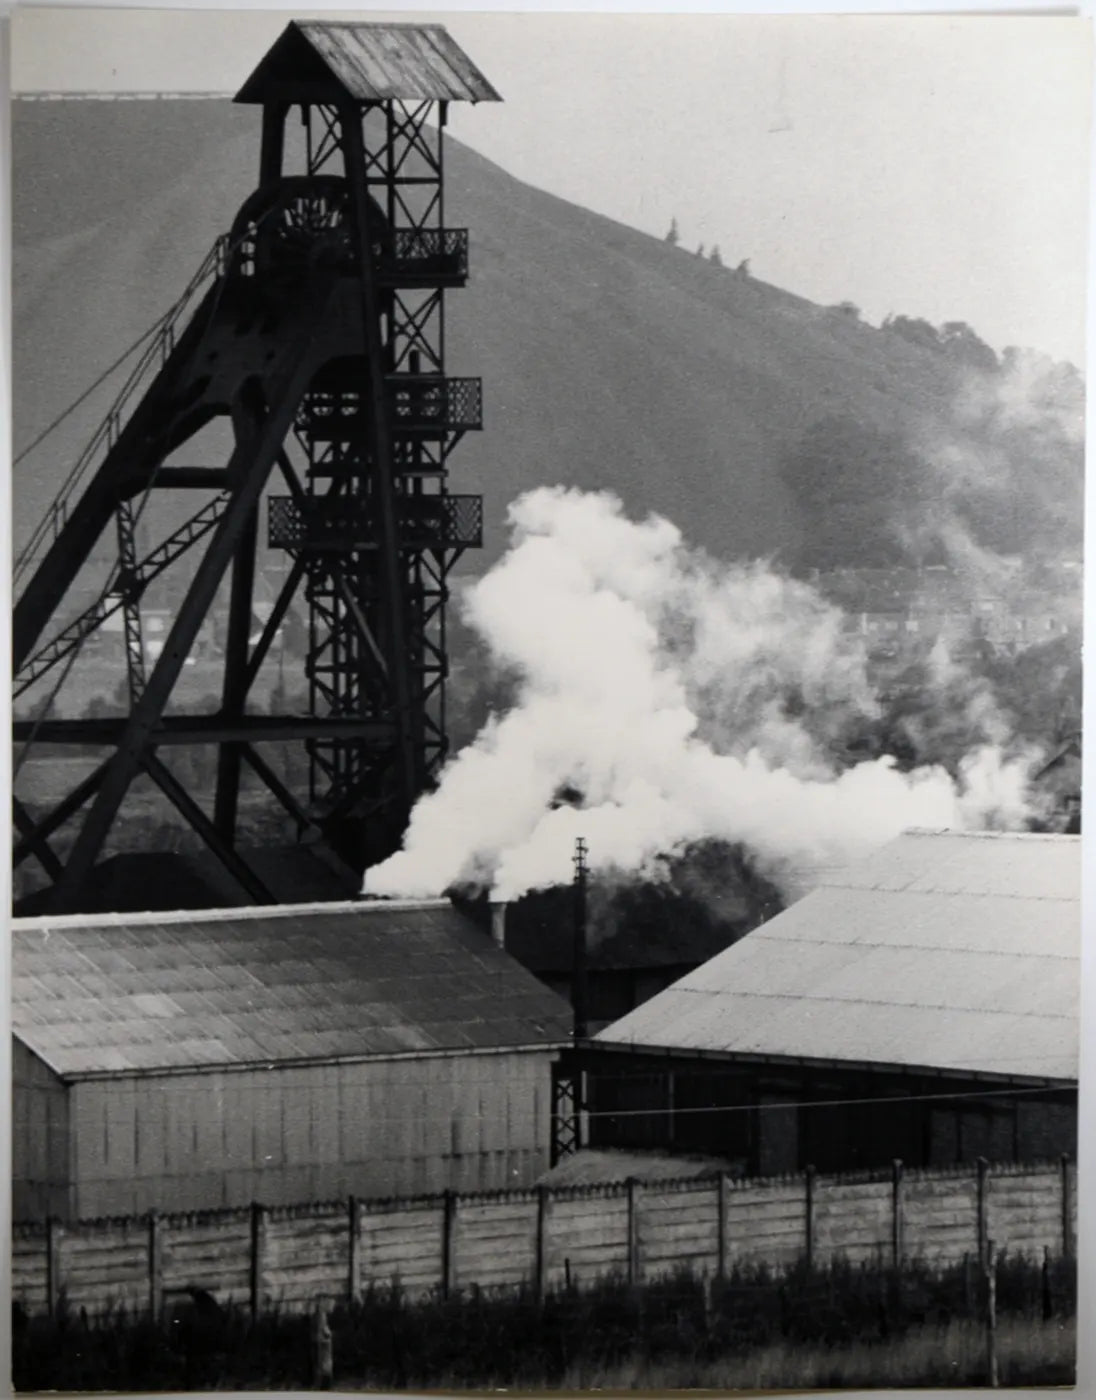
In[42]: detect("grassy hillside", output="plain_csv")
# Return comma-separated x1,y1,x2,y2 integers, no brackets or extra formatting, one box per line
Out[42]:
13,98,968,568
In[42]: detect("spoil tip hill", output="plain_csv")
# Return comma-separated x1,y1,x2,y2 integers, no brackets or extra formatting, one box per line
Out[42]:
14,98,965,568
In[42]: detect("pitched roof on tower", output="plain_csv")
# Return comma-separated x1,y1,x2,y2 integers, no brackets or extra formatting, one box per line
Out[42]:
236,21,502,106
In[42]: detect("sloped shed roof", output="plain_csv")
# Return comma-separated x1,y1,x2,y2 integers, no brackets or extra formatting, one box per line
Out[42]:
13,900,571,1079
236,21,502,105
597,831,1080,1083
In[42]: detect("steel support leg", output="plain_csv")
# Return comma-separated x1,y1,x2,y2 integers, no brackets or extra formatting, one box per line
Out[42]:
48,324,333,909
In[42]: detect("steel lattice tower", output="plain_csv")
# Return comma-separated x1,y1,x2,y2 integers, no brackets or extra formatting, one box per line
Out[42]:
12,22,499,910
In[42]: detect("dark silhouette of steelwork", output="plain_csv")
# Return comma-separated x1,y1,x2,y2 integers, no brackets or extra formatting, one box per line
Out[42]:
572,836,590,1040
12,22,500,910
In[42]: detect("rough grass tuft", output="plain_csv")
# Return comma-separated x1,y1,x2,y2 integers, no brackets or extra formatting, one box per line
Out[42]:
13,1252,1076,1392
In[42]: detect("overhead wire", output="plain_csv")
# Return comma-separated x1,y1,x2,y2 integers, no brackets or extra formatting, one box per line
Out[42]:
561,1079,1073,1121
13,242,225,587
13,312,174,469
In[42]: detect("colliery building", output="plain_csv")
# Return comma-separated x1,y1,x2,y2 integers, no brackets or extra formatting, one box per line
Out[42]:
13,900,571,1220
563,831,1078,1177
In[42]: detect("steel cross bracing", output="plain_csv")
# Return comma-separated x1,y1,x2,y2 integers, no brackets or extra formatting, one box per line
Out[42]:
15,494,232,699
12,52,486,911
263,95,483,862
551,1065,583,1165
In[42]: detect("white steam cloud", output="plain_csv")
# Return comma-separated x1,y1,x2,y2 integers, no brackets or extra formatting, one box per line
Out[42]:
908,349,1085,586
364,488,1044,902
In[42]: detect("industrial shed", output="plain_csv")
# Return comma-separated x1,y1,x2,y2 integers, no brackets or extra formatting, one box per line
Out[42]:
566,831,1079,1177
13,900,571,1221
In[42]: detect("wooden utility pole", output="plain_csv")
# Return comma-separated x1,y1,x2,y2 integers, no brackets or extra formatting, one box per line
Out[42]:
984,1239,998,1388
572,837,590,1039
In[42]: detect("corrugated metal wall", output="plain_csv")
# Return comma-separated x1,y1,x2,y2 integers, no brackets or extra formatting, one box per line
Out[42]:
66,1050,555,1217
13,1040,71,1218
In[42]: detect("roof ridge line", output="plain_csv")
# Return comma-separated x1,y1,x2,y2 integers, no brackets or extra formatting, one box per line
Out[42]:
899,828,1079,842
817,882,1076,900
669,983,1076,1019
751,932,1078,959
12,897,449,931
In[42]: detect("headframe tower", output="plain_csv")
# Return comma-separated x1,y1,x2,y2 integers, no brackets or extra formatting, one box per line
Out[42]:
13,22,500,909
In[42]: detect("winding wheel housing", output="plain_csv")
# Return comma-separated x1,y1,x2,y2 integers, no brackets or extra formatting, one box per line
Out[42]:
12,22,500,910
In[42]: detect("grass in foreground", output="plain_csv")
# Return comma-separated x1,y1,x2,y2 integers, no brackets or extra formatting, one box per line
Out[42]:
13,1254,1076,1392
555,1316,1077,1391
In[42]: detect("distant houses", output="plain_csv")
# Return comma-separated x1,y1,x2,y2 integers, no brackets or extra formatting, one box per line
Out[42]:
813,563,1081,660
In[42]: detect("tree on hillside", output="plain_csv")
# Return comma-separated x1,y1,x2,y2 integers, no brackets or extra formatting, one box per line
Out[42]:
939,321,999,374
695,242,705,258
708,245,723,267
883,315,941,353
664,217,680,246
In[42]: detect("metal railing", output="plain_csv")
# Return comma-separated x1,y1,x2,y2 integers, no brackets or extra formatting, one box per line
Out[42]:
387,375,482,433
268,492,483,552
388,227,468,281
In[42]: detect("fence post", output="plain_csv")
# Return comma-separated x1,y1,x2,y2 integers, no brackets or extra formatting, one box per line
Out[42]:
703,1272,717,1338
310,1301,333,1389
441,1190,457,1298
626,1178,642,1286
717,1174,730,1281
1060,1154,1073,1259
249,1202,267,1320
891,1159,904,1267
983,1238,998,1388
347,1196,360,1304
804,1165,816,1269
534,1185,549,1301
147,1209,163,1321
46,1216,62,1318
976,1158,989,1267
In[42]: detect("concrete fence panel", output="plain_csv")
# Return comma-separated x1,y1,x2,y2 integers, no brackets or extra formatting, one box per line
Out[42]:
640,1179,720,1279
903,1167,981,1264
58,1219,148,1316
453,1191,539,1290
813,1176,893,1265
543,1185,630,1288
10,1157,1075,1319
360,1199,445,1296
985,1162,1072,1259
12,1226,49,1315
162,1209,253,1306
723,1176,807,1270
265,1205,349,1307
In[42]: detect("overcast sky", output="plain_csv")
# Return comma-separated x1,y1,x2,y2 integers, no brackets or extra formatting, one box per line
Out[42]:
10,7,1092,364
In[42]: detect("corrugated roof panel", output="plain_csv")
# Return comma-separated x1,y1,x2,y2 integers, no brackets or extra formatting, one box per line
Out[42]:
834,829,1079,900
599,832,1079,1082
14,901,570,1078
764,888,1073,959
